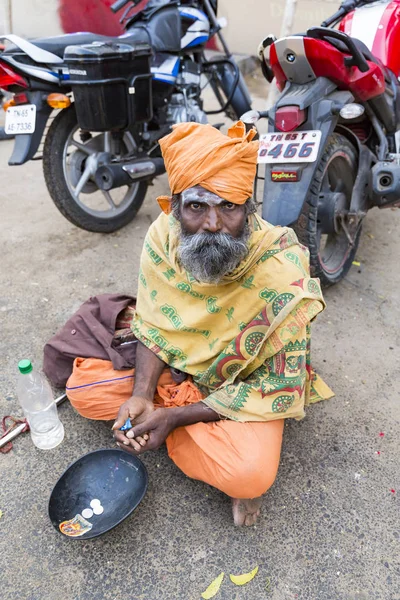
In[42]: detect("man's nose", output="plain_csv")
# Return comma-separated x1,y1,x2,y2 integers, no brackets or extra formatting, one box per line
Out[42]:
203,207,222,233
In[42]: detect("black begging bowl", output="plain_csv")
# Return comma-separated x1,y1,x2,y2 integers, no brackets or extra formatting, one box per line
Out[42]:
48,449,148,539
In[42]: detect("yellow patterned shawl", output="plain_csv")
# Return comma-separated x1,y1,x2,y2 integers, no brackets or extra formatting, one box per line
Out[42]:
131,212,334,422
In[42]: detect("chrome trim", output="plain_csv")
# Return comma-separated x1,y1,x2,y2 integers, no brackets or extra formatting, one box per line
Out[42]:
122,161,156,179
274,36,316,85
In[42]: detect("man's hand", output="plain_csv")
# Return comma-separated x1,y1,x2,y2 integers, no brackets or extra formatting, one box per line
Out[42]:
112,396,155,450
113,395,155,429
115,408,177,455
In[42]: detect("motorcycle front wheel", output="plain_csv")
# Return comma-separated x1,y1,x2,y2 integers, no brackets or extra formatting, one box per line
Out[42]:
43,105,147,233
293,133,362,287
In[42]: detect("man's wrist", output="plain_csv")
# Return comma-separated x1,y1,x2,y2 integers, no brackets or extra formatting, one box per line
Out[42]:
132,387,156,403
169,406,185,429
169,402,220,429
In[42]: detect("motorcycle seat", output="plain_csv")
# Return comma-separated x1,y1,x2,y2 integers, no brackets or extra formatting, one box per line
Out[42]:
3,29,150,59
30,4,181,58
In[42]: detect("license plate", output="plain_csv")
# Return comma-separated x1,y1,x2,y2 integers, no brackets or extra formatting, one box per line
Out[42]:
5,104,36,135
258,130,321,164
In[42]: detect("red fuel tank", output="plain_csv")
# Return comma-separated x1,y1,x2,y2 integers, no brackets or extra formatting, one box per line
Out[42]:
339,0,400,77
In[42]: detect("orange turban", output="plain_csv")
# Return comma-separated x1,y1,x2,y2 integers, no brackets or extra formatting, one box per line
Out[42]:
157,120,259,214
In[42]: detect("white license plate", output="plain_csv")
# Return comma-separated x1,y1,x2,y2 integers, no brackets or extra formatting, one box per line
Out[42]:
5,104,36,135
258,130,321,164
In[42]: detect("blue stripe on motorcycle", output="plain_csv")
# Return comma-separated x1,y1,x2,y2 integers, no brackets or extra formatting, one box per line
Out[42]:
152,74,176,84
184,36,209,48
171,60,180,77
179,9,206,21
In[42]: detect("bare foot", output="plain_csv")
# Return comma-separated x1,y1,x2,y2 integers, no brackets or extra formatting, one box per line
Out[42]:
231,497,263,526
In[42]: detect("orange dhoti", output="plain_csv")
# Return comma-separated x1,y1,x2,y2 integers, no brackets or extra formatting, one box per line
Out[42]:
66,357,284,499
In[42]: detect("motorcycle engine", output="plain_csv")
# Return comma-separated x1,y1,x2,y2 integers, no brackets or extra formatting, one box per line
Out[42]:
167,93,208,124
166,60,208,125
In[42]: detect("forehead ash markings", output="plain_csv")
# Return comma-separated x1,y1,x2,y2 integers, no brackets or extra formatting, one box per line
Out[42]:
181,187,226,207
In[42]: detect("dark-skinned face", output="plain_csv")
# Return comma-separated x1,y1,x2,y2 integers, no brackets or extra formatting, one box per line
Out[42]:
175,186,251,284
179,186,247,239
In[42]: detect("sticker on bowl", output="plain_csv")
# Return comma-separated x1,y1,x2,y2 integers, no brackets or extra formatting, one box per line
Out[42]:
59,514,93,537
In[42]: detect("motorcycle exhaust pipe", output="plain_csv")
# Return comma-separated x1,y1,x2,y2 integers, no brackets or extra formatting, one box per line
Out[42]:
95,158,165,191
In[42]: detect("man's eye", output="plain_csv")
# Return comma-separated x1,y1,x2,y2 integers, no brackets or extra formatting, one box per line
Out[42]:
190,202,202,210
224,202,236,210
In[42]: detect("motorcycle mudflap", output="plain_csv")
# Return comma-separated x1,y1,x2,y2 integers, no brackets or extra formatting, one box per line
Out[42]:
9,91,52,166
262,80,354,226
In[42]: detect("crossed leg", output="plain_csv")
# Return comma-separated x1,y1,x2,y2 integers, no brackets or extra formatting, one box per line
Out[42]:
166,418,285,526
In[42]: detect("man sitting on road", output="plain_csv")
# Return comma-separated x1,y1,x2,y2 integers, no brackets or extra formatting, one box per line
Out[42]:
67,121,333,526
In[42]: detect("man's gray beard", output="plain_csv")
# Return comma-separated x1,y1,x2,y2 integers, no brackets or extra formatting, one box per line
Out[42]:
177,225,251,284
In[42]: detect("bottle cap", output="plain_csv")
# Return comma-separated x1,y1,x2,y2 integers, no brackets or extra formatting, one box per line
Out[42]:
18,359,33,374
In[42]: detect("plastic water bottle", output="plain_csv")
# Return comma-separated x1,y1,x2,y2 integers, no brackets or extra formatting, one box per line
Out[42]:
17,359,64,450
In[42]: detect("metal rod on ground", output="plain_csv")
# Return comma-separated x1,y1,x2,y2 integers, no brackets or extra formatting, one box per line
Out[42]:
0,422,26,448
266,0,298,109
0,393,67,449
55,392,68,406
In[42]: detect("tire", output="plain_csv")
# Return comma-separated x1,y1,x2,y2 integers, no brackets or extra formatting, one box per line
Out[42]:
43,106,147,233
293,133,362,287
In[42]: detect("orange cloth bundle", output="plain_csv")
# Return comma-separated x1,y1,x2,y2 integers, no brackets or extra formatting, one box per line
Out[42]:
157,120,259,214
66,358,203,421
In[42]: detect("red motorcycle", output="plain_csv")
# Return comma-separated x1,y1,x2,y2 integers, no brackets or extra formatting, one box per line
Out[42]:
251,0,400,286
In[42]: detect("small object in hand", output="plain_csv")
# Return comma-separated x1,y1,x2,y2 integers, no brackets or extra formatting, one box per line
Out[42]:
93,504,104,515
90,498,101,508
120,418,133,431
81,508,93,519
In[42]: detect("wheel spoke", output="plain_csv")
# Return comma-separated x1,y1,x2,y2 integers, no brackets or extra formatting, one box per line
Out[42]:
73,164,91,198
71,139,95,155
101,190,117,210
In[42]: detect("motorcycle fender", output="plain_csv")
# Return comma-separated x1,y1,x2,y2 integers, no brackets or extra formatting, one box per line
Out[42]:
218,64,252,118
9,92,52,166
261,87,353,226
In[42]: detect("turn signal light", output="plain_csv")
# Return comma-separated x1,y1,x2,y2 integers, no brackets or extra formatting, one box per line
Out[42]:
46,93,71,109
339,103,365,119
3,98,15,111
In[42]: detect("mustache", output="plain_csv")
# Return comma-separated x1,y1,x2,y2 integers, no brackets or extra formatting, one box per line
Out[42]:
178,230,250,284
180,231,247,254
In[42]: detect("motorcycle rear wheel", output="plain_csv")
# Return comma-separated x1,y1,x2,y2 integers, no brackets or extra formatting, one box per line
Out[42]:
293,133,362,287
43,105,147,233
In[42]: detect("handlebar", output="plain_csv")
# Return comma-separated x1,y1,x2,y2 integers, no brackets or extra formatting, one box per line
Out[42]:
321,0,358,27
110,0,131,13
321,7,347,28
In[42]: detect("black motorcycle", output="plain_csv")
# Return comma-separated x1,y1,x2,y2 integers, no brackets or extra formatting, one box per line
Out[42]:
0,0,252,232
